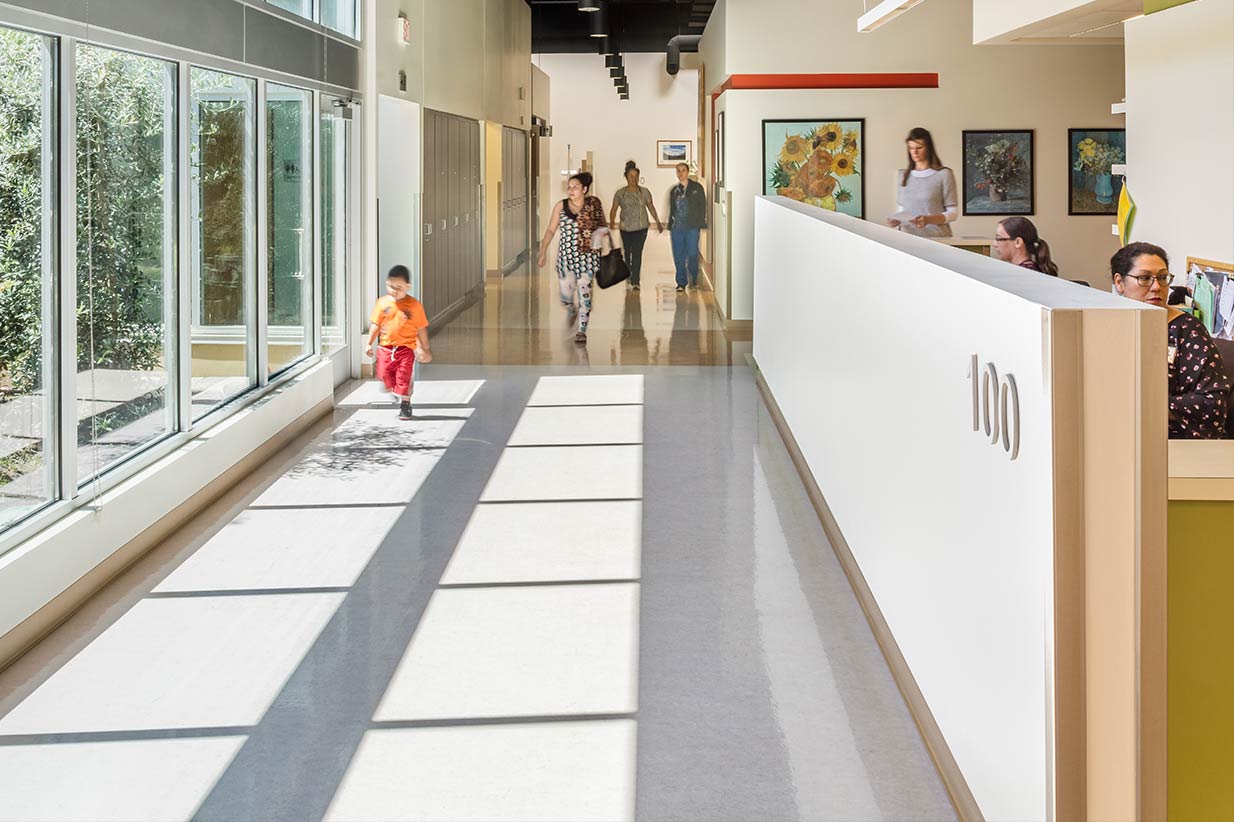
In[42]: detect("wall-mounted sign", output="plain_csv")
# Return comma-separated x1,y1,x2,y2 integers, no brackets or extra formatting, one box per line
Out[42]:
968,354,1021,460
396,15,411,46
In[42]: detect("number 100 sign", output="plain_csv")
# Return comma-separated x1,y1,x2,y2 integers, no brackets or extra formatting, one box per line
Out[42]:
968,354,1020,461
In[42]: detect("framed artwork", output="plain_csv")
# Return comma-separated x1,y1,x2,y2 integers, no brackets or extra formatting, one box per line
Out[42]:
1068,128,1125,215
962,130,1034,216
715,111,726,186
762,119,865,219
657,139,692,167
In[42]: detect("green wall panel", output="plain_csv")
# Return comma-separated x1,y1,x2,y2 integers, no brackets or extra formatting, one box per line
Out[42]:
1145,0,1196,14
1168,499,1234,820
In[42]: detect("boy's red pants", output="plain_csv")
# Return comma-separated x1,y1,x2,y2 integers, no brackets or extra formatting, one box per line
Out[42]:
375,345,416,397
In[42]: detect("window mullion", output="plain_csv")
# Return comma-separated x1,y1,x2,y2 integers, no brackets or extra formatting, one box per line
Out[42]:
57,37,78,503
177,61,193,433
255,78,270,385
312,92,323,357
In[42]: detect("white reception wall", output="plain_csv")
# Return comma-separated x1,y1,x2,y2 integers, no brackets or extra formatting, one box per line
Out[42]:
752,196,1167,820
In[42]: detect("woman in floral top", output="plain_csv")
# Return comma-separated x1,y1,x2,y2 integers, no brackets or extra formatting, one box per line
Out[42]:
1112,242,1231,439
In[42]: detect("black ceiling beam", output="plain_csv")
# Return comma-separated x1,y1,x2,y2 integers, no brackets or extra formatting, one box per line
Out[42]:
527,0,715,54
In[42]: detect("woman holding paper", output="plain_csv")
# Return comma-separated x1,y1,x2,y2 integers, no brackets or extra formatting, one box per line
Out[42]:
887,127,958,237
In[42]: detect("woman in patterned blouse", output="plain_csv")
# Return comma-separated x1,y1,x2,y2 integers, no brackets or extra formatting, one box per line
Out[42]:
538,172,607,344
1112,242,1231,439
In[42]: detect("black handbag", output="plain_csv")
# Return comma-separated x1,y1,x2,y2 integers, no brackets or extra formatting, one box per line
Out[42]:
596,247,631,289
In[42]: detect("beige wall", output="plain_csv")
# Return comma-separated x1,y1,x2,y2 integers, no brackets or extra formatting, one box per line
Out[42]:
972,0,1127,44
534,52,700,220
373,0,530,125
1124,0,1234,266
704,0,1126,322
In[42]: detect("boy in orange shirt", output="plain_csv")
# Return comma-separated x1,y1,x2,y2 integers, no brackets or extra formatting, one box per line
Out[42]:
365,265,432,420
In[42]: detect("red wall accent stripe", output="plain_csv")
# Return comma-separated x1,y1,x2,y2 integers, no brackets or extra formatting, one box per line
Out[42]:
714,72,939,95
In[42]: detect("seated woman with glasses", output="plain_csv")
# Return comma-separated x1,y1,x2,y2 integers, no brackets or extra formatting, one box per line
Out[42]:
1112,242,1231,439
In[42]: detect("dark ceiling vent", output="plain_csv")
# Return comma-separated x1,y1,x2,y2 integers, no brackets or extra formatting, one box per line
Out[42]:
666,34,701,76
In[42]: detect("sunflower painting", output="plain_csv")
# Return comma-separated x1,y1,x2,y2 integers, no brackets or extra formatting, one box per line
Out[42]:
763,119,865,218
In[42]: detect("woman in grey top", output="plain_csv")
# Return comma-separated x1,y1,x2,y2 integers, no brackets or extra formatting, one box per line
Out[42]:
887,127,958,238
608,160,662,291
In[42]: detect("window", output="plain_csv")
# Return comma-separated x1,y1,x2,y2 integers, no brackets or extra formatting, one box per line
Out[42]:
265,0,311,20
321,0,359,38
75,44,177,483
267,83,313,374
0,26,57,531
320,105,350,355
190,68,256,420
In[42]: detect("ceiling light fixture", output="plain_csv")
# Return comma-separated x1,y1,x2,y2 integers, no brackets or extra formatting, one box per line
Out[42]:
857,0,927,33
605,54,622,69
589,1,609,37
578,0,600,11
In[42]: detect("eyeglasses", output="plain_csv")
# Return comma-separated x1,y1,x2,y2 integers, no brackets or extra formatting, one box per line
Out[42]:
1121,272,1174,287
993,236,1013,243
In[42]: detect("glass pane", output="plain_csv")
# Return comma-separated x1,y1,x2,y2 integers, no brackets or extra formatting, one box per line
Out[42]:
76,45,177,483
267,84,312,374
0,27,56,531
320,110,349,355
266,0,311,20
321,0,358,37
190,68,256,420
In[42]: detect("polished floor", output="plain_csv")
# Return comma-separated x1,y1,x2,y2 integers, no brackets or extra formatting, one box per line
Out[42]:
0,234,954,821
432,232,750,367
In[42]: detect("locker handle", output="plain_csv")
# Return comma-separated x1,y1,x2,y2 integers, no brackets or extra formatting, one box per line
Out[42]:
440,219,447,231
454,216,460,227
424,223,432,236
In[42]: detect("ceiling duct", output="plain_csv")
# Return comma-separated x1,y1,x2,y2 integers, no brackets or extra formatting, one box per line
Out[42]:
665,34,701,76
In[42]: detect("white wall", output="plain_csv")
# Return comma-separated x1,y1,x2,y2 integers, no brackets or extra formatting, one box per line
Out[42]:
1124,0,1234,266
704,0,1125,321
533,52,699,219
378,95,423,289
972,0,1130,44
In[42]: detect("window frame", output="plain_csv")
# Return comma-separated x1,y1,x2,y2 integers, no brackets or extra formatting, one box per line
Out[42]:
0,5,362,558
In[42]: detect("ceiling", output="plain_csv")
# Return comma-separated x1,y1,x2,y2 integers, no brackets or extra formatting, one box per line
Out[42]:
526,0,716,54
985,0,1143,45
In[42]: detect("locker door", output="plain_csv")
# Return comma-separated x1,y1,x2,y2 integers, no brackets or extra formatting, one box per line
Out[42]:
422,111,436,314
436,113,449,315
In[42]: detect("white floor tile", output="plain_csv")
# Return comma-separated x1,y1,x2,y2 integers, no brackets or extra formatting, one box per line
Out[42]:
526,375,644,407
0,737,247,822
0,593,344,734
325,721,636,822
441,501,641,584
480,445,642,502
374,584,639,721
338,379,484,407
153,506,404,593
508,405,643,446
253,446,446,506
330,408,471,450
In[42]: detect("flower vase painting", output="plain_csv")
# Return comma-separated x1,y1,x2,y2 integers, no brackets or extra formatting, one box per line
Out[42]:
962,130,1034,215
1069,128,1125,215
763,119,865,219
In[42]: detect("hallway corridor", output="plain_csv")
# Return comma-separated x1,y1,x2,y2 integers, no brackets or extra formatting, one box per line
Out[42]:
0,233,954,821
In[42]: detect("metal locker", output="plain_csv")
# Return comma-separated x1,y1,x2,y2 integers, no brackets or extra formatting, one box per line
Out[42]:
422,110,436,315
435,112,449,315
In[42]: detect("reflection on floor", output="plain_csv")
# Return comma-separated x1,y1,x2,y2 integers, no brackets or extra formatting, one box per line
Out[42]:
432,233,751,366
0,367,954,822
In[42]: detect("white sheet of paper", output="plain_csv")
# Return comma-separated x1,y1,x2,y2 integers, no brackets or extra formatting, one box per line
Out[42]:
1217,280,1234,340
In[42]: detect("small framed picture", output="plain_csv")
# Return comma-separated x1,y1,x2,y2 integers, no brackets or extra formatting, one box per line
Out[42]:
657,139,692,167
715,111,725,187
961,130,1034,216
1068,128,1126,215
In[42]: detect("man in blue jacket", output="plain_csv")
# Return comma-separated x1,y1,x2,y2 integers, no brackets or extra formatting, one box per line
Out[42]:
667,162,708,293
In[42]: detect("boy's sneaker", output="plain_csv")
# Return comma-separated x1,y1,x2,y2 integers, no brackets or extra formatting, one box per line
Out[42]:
675,285,685,293
398,402,413,421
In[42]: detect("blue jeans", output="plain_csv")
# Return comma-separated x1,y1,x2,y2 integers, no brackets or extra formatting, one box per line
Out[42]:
671,227,700,287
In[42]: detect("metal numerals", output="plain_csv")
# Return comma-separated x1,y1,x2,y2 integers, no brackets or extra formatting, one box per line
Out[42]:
968,354,1021,461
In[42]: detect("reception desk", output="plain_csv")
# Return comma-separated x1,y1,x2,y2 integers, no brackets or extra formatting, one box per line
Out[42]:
752,197,1168,821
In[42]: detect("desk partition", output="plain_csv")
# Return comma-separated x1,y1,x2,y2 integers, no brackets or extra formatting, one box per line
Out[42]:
752,196,1167,821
